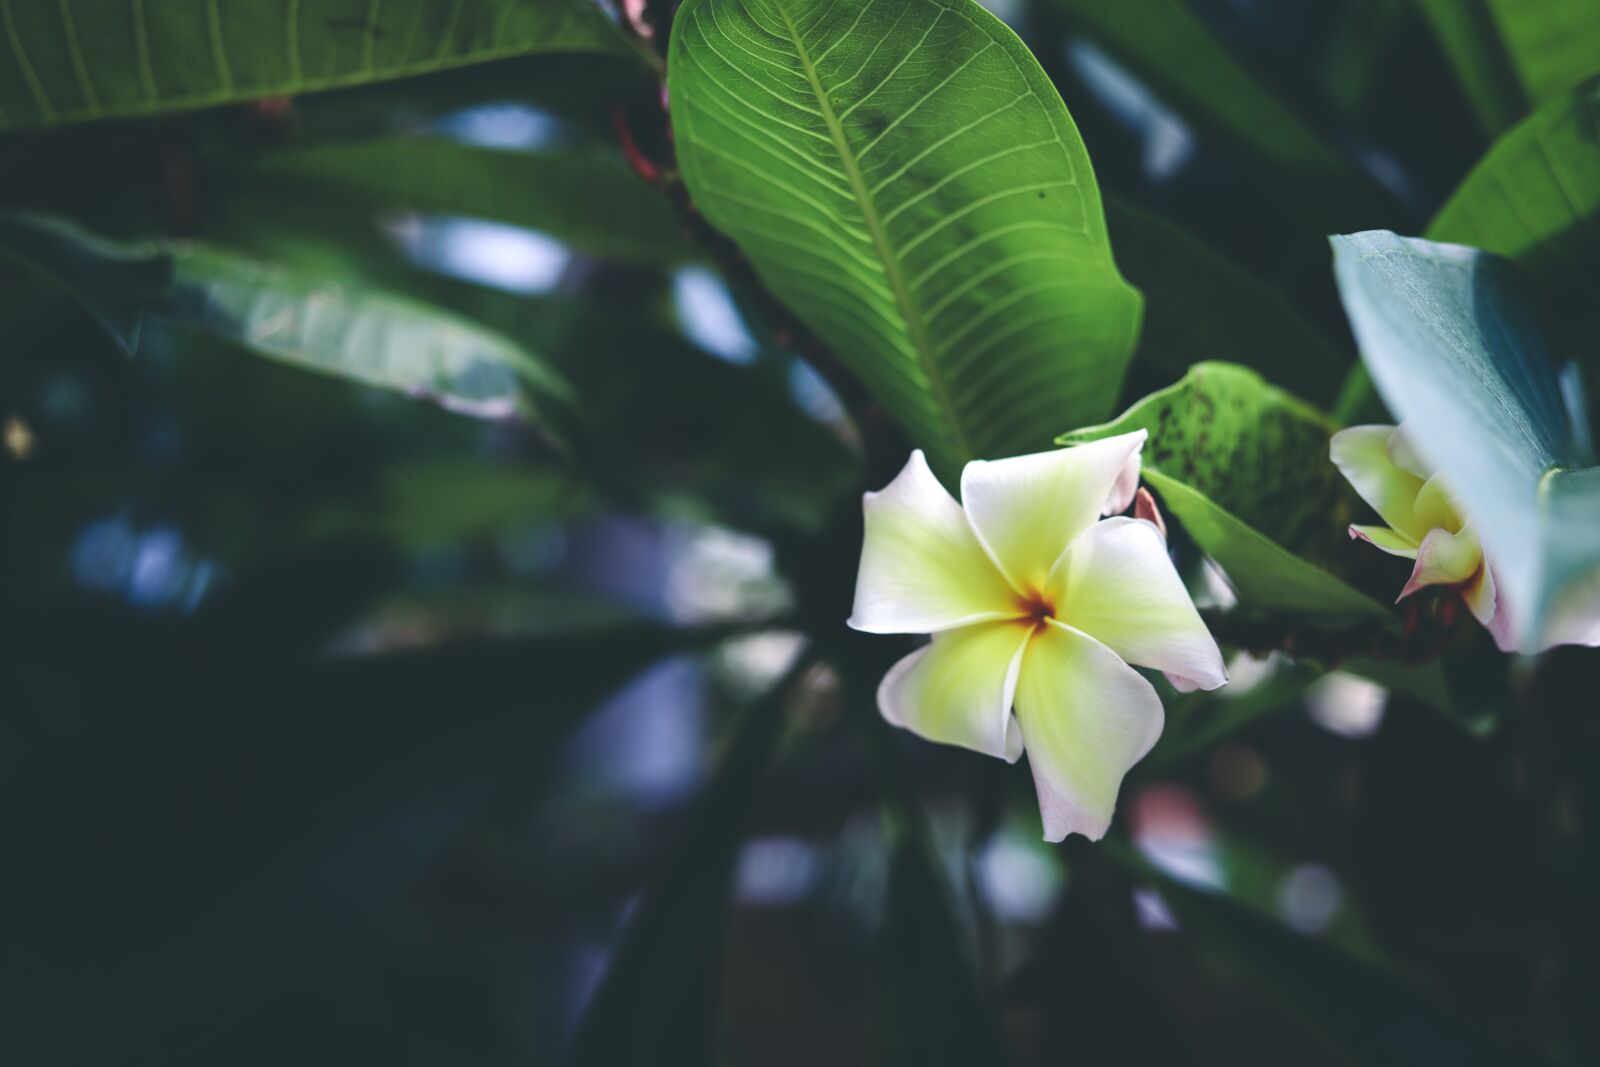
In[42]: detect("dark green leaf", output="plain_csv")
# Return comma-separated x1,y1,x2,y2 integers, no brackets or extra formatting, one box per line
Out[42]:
1107,198,1350,403
1428,78,1600,373
239,138,693,264
0,0,630,131
0,209,172,350
1045,0,1348,177
1416,0,1529,136
1331,229,1600,650
668,0,1140,475
566,653,807,1067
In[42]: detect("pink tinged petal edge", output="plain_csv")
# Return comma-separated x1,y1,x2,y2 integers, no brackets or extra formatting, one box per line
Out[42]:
848,450,1019,635
876,621,1034,763
1045,517,1229,693
1461,565,1516,651
1349,523,1420,559
1013,620,1165,843
959,431,1148,597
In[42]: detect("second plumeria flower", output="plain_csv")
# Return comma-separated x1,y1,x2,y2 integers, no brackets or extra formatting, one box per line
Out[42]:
849,432,1227,842
1330,424,1508,648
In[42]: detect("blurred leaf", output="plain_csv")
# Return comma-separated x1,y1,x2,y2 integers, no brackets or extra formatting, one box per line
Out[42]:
0,209,172,350
0,0,631,132
1046,0,1348,177
1416,0,1529,136
1320,0,1411,121
1485,0,1600,106
166,243,571,418
1107,198,1350,403
1062,362,1388,619
239,138,693,264
1104,840,1529,1066
566,653,807,1067
1331,230,1600,650
1,621,722,1065
1428,78,1600,371
874,799,1014,1066
669,0,1140,475
0,210,569,422
1143,659,1322,775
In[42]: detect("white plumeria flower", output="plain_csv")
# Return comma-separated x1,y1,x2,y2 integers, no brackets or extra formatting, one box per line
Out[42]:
1330,425,1507,648
848,433,1228,842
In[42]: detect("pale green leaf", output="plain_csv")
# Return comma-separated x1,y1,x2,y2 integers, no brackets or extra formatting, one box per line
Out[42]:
667,0,1140,474
0,210,567,422
1331,229,1600,650
0,0,628,131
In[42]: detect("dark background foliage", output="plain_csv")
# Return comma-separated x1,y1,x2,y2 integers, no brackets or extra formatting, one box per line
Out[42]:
2,1,1597,1064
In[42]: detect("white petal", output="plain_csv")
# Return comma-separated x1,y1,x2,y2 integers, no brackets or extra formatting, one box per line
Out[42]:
1386,426,1433,479
877,621,1033,761
960,432,1148,596
1330,425,1427,540
1045,517,1228,692
849,450,1020,634
1014,620,1164,842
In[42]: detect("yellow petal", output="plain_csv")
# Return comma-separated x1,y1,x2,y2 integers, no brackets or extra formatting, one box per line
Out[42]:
1330,425,1427,540
849,451,1020,634
960,432,1147,596
1045,517,1227,691
1014,620,1164,842
877,621,1032,761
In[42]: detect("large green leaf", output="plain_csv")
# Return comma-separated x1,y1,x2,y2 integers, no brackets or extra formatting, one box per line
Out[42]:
667,0,1140,474
0,0,628,132
1106,198,1349,403
238,138,693,264
0,211,567,421
1331,230,1600,650
1428,79,1600,369
1062,362,1388,619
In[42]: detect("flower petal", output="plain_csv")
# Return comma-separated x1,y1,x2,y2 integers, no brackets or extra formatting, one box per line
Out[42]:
1411,474,1464,534
1045,517,1228,692
1386,427,1432,479
877,621,1033,761
960,432,1148,596
1013,620,1164,842
1399,525,1483,600
849,450,1020,634
1349,524,1419,558
1330,425,1427,540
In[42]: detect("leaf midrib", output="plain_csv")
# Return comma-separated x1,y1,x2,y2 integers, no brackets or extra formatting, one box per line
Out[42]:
770,0,974,462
